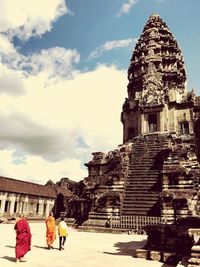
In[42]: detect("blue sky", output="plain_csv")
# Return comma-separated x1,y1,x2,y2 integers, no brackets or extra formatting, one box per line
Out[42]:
0,0,199,184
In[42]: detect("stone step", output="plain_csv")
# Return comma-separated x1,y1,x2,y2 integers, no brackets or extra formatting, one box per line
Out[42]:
123,199,158,203
124,188,159,192
126,182,159,186
127,176,159,179
123,198,159,203
126,177,159,180
124,186,160,191
124,187,160,192
128,170,160,173
130,159,158,162
128,173,160,176
122,136,166,217
122,204,156,209
127,177,159,181
121,213,148,216
122,205,153,210
128,174,160,177
132,150,164,153
123,196,159,202
125,182,159,187
123,193,159,199
122,206,156,211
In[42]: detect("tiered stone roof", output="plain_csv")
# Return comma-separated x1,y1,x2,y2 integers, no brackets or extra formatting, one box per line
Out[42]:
127,13,187,107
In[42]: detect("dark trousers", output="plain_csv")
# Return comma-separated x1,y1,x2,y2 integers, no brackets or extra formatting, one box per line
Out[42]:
59,236,66,250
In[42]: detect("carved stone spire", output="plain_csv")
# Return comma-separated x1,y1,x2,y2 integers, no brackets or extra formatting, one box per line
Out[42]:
127,14,187,107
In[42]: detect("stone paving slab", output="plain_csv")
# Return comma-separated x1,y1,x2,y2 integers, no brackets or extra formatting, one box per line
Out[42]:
0,222,183,267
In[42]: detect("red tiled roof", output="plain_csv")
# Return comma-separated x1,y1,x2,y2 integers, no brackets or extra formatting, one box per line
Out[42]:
0,176,72,198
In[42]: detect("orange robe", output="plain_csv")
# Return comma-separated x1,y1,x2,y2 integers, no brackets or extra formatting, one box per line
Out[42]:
45,215,56,246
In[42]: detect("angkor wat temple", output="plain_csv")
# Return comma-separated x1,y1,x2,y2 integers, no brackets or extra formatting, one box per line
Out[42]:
55,14,200,231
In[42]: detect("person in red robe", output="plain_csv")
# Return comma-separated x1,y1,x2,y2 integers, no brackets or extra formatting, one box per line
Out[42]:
45,211,56,249
14,214,32,262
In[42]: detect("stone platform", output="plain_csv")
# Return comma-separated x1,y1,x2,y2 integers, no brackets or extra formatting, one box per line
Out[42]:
136,248,182,265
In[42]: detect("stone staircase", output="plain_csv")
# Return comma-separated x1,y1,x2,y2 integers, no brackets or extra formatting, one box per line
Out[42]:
121,134,168,216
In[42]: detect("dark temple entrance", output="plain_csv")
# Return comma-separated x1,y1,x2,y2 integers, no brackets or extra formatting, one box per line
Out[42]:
148,114,157,133
55,193,65,218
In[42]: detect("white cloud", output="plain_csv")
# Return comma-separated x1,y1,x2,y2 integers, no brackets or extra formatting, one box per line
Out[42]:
117,0,138,17
0,64,25,96
88,38,137,59
0,63,127,182
0,149,87,183
0,47,80,88
0,34,16,54
0,0,129,184
0,0,68,40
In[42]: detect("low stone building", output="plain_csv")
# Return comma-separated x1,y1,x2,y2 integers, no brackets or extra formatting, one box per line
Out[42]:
0,176,72,220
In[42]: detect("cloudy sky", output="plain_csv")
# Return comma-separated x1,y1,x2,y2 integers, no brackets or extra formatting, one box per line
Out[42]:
0,0,200,184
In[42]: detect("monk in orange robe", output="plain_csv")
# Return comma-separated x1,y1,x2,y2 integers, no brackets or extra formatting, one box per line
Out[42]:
45,211,56,249
14,214,32,262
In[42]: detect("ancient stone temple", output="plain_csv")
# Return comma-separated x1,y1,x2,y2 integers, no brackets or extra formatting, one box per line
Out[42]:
119,13,200,225
63,14,200,231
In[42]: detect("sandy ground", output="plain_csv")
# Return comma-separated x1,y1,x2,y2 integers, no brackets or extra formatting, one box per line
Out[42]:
0,222,186,267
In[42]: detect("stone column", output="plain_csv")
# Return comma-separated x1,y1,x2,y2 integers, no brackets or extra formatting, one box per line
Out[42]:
22,202,27,215
45,200,51,216
9,196,16,215
19,202,23,214
0,198,6,215
141,113,146,134
162,105,168,132
38,199,44,216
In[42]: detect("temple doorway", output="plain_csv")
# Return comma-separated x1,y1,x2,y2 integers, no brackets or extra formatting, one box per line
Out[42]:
180,121,189,135
55,193,65,218
148,113,157,133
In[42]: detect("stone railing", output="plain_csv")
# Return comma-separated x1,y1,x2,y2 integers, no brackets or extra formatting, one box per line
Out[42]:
110,215,166,233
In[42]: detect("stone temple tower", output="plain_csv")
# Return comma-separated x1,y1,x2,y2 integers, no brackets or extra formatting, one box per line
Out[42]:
121,13,190,142
75,14,200,229
119,14,200,222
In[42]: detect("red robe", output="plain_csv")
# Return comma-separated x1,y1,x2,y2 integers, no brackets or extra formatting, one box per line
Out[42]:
15,218,32,259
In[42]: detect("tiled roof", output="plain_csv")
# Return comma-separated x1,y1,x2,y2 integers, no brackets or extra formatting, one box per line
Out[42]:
0,176,72,198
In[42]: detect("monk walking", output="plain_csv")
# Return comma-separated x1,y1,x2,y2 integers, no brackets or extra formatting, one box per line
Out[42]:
45,211,56,249
14,214,32,262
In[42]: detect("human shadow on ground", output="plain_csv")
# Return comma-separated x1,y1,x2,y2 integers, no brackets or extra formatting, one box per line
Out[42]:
33,245,49,250
33,245,59,250
1,256,16,262
5,245,15,248
103,239,146,257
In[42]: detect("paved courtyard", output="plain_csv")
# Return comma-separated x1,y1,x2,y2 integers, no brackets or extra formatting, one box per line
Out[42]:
0,222,186,267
